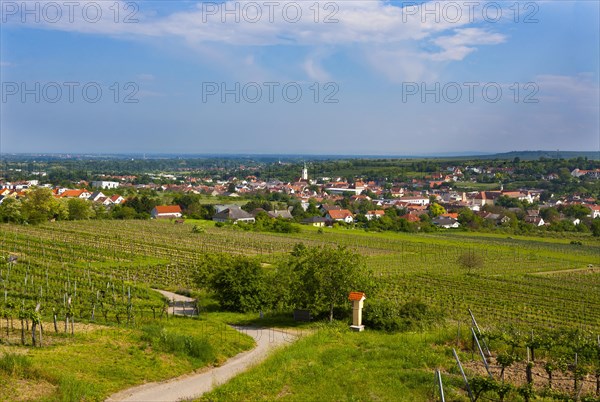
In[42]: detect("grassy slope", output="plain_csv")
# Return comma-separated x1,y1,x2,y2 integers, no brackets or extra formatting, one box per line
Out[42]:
0,316,254,401
201,324,467,402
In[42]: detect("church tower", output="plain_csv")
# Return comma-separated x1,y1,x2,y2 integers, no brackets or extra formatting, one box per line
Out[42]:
301,162,308,181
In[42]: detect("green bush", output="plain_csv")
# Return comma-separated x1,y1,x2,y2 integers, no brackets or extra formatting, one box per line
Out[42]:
175,288,193,297
363,299,443,332
191,225,205,234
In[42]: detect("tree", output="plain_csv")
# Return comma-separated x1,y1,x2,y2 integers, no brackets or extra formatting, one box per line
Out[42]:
540,207,559,223
457,251,484,274
562,204,591,220
124,195,157,215
0,198,23,223
67,198,94,220
208,255,266,312
592,218,600,237
282,245,374,322
21,187,68,224
112,205,137,220
429,203,446,217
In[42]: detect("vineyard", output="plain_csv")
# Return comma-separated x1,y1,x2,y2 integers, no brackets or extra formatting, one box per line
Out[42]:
1,220,599,337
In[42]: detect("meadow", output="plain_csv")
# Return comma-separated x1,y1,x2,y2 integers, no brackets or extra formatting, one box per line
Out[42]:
0,219,599,400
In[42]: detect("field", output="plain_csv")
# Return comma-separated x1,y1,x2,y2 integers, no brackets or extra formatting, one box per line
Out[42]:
2,220,598,330
1,220,599,400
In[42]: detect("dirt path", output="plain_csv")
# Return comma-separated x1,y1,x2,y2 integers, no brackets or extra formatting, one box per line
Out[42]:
530,266,599,276
154,289,197,316
106,291,297,402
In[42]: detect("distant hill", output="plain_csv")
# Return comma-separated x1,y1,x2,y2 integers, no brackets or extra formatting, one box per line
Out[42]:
471,150,600,161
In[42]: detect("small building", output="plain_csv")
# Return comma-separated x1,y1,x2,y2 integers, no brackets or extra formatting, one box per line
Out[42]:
88,191,106,202
524,216,545,226
267,209,294,219
91,181,120,189
302,216,328,227
365,210,385,220
432,216,460,228
326,209,354,224
212,207,255,224
151,205,183,219
60,189,92,199
348,292,366,332
97,197,113,206
398,196,430,206
109,195,125,205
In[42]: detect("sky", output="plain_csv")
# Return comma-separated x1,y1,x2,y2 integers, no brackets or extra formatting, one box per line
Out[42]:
0,0,599,155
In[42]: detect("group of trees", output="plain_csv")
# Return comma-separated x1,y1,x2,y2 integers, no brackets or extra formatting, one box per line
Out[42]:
0,188,69,224
194,245,374,321
459,202,600,235
0,188,166,224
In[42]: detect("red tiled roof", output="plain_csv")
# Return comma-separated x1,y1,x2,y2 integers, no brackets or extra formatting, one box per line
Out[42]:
348,292,366,301
328,209,353,219
367,210,385,216
60,189,87,197
154,205,182,214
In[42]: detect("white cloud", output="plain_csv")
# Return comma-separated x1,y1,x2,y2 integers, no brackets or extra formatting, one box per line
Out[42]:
3,1,509,81
428,28,506,61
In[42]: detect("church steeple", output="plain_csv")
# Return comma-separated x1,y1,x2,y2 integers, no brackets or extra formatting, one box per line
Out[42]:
301,162,308,181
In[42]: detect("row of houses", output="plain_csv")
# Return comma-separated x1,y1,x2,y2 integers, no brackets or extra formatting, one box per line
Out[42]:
0,187,125,206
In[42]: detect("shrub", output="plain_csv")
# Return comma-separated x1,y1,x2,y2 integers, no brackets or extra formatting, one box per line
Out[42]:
192,225,205,234
457,251,484,274
363,299,443,332
175,288,193,297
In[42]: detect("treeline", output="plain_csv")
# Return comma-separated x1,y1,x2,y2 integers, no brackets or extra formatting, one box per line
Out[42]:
0,188,158,223
5,155,600,189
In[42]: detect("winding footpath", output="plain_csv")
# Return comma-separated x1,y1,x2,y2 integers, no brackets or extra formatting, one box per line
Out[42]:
106,290,297,402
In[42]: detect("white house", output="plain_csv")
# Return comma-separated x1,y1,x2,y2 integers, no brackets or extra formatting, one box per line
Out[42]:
60,189,92,199
524,216,545,226
151,205,182,219
432,217,460,228
589,205,600,219
88,191,106,202
365,210,385,220
399,196,430,206
109,195,125,205
212,207,255,223
326,209,354,224
91,181,120,189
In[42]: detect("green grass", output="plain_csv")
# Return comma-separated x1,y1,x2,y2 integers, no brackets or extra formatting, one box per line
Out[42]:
453,182,501,190
0,315,254,401
200,323,467,402
1,220,600,400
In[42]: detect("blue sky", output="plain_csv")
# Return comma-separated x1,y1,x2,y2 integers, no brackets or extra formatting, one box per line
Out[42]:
1,0,598,155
